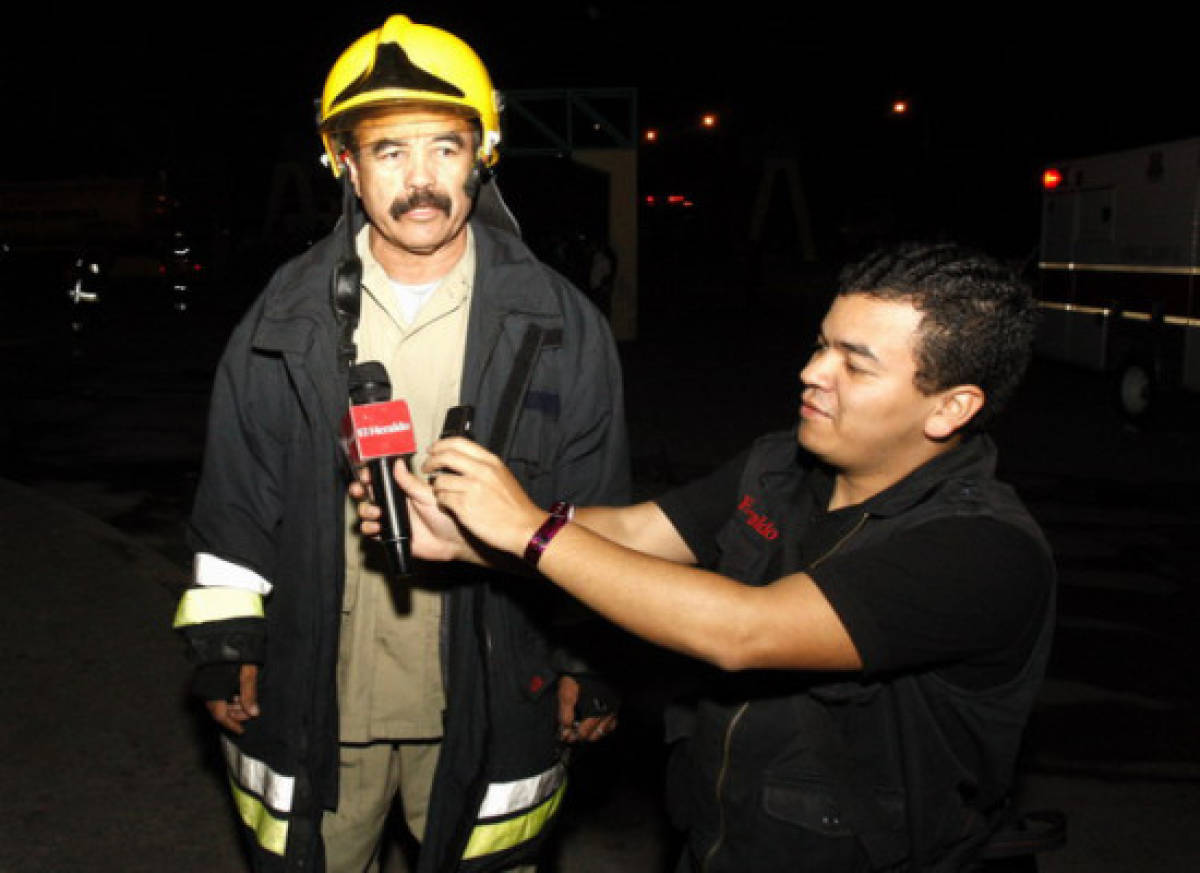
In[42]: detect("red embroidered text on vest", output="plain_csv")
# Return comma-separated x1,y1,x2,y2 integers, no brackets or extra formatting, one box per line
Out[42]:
737,495,780,540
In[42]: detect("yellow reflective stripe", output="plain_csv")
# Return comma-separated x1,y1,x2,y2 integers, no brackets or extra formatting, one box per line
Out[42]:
173,587,264,628
462,778,567,860
229,775,289,856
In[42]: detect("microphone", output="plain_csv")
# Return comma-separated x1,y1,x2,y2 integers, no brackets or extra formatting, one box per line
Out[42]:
343,362,416,577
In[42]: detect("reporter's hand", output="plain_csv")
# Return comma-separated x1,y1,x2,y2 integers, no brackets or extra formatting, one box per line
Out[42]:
422,438,545,557
205,664,260,734
352,458,480,563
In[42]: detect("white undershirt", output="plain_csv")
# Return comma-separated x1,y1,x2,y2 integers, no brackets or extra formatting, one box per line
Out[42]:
390,278,440,324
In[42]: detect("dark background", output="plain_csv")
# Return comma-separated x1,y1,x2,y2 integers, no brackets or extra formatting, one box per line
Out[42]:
6,5,1194,270
2,8,1199,871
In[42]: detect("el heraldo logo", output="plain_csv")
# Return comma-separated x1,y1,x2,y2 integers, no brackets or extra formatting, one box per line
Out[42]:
737,495,779,540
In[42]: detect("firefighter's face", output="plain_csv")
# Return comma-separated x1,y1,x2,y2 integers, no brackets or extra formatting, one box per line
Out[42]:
348,109,477,270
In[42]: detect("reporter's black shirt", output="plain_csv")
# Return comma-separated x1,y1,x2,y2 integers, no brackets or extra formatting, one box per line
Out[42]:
656,443,1052,689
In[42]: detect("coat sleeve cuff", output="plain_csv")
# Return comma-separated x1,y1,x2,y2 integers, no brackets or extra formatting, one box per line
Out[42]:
176,616,267,665
190,662,243,701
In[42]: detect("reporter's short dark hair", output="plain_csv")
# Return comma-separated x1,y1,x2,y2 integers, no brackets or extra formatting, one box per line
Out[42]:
838,241,1036,432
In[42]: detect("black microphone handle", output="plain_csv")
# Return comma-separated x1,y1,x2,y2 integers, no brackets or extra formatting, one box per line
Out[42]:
367,454,413,577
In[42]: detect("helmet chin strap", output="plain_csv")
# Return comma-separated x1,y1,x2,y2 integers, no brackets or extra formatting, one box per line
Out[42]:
331,165,362,374
471,170,522,239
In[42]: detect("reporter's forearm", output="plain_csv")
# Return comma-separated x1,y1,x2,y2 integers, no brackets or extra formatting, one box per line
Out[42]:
573,505,637,543
529,520,862,672
574,502,697,563
533,522,749,668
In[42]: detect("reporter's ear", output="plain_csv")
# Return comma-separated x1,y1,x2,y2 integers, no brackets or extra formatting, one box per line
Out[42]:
925,385,985,440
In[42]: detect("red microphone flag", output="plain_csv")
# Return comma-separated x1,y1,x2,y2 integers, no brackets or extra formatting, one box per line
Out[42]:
342,399,416,466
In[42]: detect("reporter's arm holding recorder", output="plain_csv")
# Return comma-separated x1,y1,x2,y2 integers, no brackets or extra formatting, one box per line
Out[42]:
353,437,861,673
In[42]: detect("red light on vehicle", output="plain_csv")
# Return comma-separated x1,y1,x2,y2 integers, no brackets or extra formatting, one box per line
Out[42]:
667,194,685,205
645,195,657,206
1043,168,1063,190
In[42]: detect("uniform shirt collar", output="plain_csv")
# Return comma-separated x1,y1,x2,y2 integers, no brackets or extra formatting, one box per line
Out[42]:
357,225,475,327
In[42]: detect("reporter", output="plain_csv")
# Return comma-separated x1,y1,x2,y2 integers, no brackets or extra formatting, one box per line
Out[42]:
360,242,1056,873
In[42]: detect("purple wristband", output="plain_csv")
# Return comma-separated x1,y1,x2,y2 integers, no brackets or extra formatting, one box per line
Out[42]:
523,501,574,566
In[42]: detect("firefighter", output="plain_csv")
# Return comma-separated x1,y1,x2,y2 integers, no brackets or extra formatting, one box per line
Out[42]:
174,14,629,872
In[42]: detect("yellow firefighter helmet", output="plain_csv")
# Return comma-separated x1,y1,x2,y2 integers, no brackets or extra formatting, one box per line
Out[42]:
318,14,501,177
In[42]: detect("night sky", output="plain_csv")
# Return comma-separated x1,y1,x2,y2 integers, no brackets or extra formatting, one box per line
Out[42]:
6,4,1193,258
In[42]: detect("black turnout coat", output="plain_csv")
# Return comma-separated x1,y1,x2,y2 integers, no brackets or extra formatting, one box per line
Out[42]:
178,216,630,872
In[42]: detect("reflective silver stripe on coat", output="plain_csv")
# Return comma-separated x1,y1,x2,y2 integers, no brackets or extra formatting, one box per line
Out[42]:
195,551,274,595
230,777,289,856
476,760,566,819
222,735,296,813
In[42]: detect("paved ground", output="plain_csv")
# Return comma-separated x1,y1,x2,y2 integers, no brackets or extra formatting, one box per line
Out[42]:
2,283,1199,871
0,477,247,873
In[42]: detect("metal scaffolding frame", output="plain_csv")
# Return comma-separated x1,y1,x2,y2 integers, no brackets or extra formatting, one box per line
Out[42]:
501,88,638,155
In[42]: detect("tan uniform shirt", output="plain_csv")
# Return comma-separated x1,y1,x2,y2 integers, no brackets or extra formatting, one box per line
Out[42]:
336,226,475,742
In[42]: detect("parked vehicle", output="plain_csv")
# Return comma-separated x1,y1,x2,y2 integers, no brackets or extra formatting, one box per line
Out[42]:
1036,137,1200,417
0,174,204,331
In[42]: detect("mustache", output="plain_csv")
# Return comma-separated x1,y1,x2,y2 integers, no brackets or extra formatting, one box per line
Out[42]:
389,188,453,220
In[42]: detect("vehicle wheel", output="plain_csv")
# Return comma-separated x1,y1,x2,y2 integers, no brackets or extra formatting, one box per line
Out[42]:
1117,360,1155,418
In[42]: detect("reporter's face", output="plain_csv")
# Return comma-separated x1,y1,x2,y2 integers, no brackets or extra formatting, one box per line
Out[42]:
797,293,940,480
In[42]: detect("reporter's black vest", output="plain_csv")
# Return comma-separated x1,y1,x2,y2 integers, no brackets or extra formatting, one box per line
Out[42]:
668,433,1055,873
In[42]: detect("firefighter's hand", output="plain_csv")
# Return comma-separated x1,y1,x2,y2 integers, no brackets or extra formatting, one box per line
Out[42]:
349,469,380,534
206,664,260,734
353,459,482,564
557,675,618,744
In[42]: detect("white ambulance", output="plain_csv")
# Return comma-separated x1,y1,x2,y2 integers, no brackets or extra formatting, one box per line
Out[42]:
1036,137,1200,416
